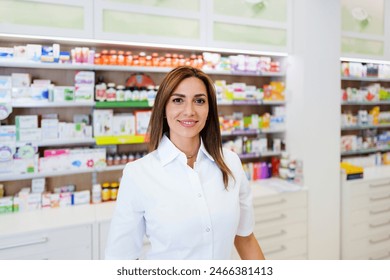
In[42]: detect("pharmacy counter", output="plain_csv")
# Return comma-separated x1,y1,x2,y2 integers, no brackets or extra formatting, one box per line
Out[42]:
0,178,306,259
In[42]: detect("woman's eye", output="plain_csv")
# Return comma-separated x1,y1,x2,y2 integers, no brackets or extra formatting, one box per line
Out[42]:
194,98,206,104
172,98,183,103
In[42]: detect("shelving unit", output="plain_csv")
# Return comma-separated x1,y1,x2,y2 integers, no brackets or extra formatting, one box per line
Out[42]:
19,138,96,148
340,63,390,161
0,37,288,208
0,164,126,182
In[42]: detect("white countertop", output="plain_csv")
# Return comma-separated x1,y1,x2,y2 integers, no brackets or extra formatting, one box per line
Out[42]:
0,179,306,237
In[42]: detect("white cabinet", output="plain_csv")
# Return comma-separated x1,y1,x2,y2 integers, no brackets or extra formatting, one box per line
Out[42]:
94,0,205,47
253,191,308,260
232,190,308,260
342,171,390,259
207,0,291,53
0,224,93,260
0,0,94,39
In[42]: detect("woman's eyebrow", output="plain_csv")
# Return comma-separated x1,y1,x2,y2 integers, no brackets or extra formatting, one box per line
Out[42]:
171,93,207,97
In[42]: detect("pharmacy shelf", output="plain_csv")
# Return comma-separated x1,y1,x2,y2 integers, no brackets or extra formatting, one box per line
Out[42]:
218,100,286,106
238,151,282,160
0,60,95,70
204,69,285,77
94,100,150,108
221,129,258,137
341,76,390,82
341,146,390,156
221,128,285,137
341,101,390,106
341,124,390,130
12,101,95,108
0,60,285,77
16,138,96,147
0,164,126,182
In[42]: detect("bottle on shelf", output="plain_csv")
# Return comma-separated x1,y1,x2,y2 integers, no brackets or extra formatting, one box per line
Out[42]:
92,184,102,204
110,182,119,201
101,182,111,202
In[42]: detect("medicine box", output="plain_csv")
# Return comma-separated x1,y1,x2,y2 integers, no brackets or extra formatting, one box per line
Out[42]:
15,115,38,129
16,128,41,142
11,73,31,87
72,190,90,205
93,109,113,136
0,197,13,214
135,110,151,135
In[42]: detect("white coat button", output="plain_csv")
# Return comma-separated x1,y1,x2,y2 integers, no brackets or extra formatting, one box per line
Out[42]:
206,227,210,232
198,193,202,198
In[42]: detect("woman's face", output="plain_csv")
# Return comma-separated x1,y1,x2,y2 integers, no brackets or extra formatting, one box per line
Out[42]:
165,77,209,143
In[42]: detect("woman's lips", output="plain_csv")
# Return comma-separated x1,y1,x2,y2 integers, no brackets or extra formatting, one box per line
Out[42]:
178,120,198,127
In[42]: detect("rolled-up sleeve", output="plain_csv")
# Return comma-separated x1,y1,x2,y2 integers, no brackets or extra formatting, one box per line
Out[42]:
236,164,255,237
105,165,145,259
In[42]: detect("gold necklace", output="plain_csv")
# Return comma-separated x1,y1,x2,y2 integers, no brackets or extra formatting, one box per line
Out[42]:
186,154,195,159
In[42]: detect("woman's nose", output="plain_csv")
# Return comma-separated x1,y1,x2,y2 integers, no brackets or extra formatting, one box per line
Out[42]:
183,102,195,115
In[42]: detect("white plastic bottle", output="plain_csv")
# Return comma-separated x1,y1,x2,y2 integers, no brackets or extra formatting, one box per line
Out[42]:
92,184,102,204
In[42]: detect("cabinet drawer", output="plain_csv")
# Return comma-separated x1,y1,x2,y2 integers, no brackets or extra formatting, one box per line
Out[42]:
347,216,390,240
254,222,307,246
349,179,390,197
254,207,307,229
287,254,308,260
0,224,92,260
11,245,92,260
253,191,307,215
349,191,390,210
261,237,307,260
343,231,390,259
350,204,390,224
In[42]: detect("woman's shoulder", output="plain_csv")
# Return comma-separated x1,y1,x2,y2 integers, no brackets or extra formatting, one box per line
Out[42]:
222,148,241,166
123,150,158,173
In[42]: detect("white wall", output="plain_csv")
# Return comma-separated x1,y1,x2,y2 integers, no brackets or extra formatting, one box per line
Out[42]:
287,0,341,259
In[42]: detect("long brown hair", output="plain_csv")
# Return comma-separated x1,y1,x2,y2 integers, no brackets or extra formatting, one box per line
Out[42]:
148,66,234,188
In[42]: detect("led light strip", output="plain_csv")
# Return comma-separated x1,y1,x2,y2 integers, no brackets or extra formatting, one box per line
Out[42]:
0,33,288,57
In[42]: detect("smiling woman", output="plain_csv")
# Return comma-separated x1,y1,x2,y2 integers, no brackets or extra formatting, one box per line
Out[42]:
105,66,265,260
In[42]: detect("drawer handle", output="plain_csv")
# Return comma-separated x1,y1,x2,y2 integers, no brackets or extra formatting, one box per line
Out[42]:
369,235,390,244
0,237,49,251
264,245,286,255
255,199,286,207
369,182,390,188
256,214,286,224
369,220,390,228
258,230,286,240
370,194,390,202
370,207,390,215
369,252,390,260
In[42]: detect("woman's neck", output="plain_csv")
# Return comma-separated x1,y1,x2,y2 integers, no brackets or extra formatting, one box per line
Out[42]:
169,135,201,159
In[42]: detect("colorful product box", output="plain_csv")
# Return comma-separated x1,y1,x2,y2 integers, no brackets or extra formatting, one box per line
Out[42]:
135,110,151,135
59,192,72,207
72,190,90,205
74,71,95,85
74,85,94,101
53,86,75,102
93,109,113,136
113,114,135,135
50,193,60,208
0,197,13,214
